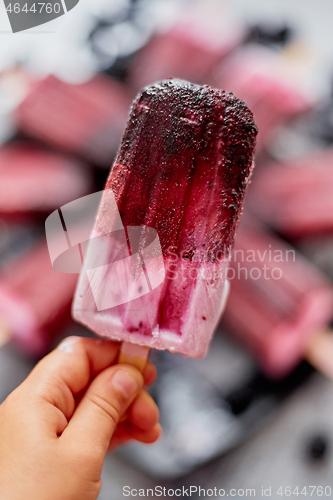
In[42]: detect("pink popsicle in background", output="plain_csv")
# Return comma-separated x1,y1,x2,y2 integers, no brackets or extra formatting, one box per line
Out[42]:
129,0,244,90
0,142,91,218
221,219,333,378
72,78,257,361
0,240,78,356
16,75,132,166
212,46,312,152
248,149,333,238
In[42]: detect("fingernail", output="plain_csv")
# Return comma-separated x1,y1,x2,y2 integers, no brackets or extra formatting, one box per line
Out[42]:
58,337,79,353
112,370,139,398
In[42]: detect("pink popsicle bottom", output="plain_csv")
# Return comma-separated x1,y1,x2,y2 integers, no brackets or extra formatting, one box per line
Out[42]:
72,231,230,358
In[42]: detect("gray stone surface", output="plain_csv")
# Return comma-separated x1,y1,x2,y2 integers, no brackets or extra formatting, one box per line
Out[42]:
204,372,333,496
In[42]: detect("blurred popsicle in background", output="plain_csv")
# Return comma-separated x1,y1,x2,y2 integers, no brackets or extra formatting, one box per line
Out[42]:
221,219,333,378
16,74,132,167
128,0,245,90
248,149,333,238
0,142,91,219
212,45,313,152
0,239,78,356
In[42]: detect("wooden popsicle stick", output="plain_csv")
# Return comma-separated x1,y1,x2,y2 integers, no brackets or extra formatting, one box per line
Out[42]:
118,341,150,373
305,329,333,380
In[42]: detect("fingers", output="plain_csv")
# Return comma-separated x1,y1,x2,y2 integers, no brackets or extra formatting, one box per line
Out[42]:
107,387,160,451
24,337,156,417
23,337,121,419
16,335,159,448
108,422,162,451
143,361,157,386
129,389,159,430
60,364,144,457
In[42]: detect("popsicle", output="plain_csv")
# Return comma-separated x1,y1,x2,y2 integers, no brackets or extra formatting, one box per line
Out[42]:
248,149,333,237
16,75,131,166
0,142,91,218
221,219,333,378
212,46,312,151
72,78,257,361
0,239,78,356
129,0,244,90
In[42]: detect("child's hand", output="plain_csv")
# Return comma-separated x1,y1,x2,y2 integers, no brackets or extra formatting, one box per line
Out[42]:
0,336,161,500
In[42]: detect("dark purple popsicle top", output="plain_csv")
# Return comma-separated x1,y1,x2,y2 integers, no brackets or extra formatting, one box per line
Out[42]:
102,78,257,260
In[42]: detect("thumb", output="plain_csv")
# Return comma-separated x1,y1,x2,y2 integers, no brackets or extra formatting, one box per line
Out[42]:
61,364,143,457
